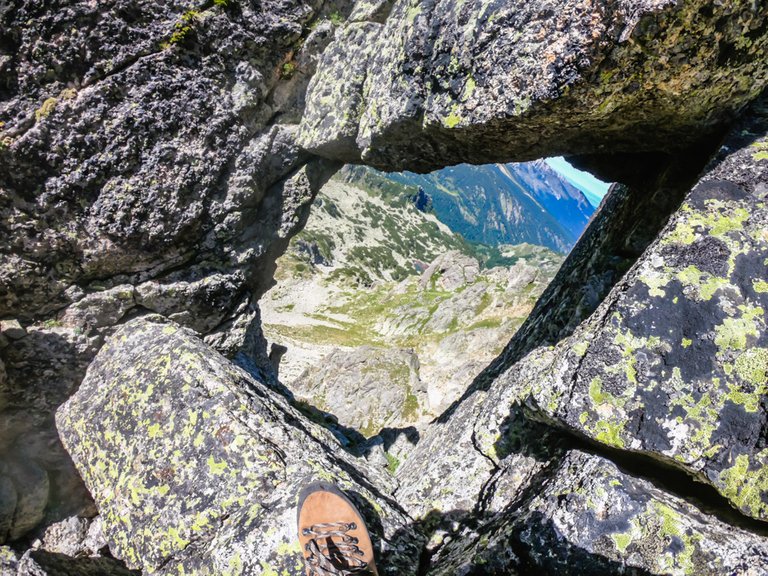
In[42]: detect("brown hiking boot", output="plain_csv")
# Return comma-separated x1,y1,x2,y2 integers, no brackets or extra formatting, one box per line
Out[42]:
297,481,379,576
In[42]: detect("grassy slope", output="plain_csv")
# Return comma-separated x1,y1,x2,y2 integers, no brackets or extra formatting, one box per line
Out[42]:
261,170,564,421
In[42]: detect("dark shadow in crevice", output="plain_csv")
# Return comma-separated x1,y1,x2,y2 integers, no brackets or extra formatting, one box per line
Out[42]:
558,425,768,536
23,550,140,575
379,426,421,453
0,329,98,545
372,501,663,576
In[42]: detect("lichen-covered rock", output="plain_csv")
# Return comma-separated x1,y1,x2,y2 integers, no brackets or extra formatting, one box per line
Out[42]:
4,0,768,569
429,450,768,575
397,96,768,567
515,106,768,520
1,546,19,573
0,0,344,540
16,550,139,576
301,0,768,170
56,317,423,575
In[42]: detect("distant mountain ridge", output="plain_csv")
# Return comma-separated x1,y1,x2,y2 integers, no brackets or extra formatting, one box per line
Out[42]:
384,161,596,253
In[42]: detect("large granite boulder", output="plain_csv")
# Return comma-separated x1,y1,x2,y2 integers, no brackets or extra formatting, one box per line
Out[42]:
56,317,422,575
514,101,768,521
429,450,768,575
0,0,344,541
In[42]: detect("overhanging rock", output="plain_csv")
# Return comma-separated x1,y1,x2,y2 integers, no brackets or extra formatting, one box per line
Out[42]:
56,317,422,575
300,0,768,171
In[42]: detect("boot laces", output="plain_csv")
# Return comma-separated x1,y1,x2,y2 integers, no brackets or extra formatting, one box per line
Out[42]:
302,521,370,576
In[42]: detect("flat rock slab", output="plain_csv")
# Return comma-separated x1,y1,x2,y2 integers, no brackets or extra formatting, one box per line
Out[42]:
429,450,768,575
56,317,422,575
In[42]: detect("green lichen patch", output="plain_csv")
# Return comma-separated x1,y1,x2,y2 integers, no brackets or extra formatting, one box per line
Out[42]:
718,452,768,519
734,348,768,385
56,319,420,573
714,304,763,351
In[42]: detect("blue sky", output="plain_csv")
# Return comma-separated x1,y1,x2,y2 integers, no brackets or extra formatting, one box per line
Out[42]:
545,156,611,207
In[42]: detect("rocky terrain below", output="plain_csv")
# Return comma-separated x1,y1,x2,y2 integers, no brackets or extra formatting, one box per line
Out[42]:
1,0,767,574
261,171,564,459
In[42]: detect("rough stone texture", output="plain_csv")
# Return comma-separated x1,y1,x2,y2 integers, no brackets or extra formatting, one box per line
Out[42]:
56,318,423,575
418,251,480,291
0,323,102,544
396,348,561,521
301,0,768,170
1,546,19,573
395,97,768,569
0,0,346,541
40,516,91,557
429,450,768,576
3,0,768,571
3,536,137,576
1,1,330,319
515,105,768,521
15,550,139,576
293,346,427,435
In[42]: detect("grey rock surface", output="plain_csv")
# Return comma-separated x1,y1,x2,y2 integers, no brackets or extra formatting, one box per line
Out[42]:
301,0,768,170
1,0,768,572
293,346,427,435
394,97,768,571
429,450,768,576
513,103,768,521
15,550,139,576
56,317,423,575
419,251,480,291
39,516,90,557
0,0,343,542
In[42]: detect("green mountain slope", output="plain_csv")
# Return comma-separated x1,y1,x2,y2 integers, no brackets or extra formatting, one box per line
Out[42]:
385,161,596,253
261,172,564,443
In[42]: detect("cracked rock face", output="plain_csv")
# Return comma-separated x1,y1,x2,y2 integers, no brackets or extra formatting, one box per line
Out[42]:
430,450,768,576
300,0,768,170
393,101,768,572
2,0,768,572
516,103,768,521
